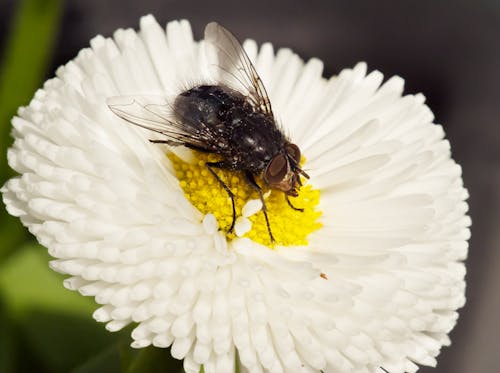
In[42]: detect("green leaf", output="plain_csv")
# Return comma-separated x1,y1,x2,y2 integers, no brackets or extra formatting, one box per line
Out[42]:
0,0,64,260
73,344,184,373
18,310,130,373
0,299,16,373
0,0,63,173
72,342,124,373
0,215,29,262
0,243,95,318
125,347,184,373
1,294,126,373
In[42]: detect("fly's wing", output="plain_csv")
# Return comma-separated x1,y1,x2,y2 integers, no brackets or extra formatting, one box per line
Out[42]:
204,22,274,118
106,95,222,151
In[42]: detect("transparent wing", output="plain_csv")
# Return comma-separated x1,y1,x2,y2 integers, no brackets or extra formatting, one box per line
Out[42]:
106,95,217,150
204,22,274,117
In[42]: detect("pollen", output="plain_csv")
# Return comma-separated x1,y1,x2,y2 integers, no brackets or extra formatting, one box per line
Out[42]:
168,151,322,247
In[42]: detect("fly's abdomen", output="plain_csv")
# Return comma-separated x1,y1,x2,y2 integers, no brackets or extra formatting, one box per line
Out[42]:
228,112,285,172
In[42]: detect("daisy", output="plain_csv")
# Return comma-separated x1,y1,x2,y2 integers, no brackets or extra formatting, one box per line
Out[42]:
1,15,470,373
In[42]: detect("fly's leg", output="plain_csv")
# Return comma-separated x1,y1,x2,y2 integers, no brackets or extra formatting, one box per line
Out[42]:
244,171,275,243
206,162,236,233
285,195,304,212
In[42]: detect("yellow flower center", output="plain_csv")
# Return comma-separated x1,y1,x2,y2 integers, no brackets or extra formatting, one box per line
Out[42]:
169,151,322,247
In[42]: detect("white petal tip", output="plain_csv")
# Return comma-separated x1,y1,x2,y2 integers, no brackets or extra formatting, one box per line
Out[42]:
242,198,262,217
203,213,218,234
235,216,252,237
131,339,151,349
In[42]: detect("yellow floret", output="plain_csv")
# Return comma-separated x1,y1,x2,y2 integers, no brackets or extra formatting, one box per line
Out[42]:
168,151,322,247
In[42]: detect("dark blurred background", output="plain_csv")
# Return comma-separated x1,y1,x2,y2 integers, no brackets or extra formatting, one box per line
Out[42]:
0,0,498,372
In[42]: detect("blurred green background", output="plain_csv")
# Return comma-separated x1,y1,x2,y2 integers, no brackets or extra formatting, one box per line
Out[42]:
1,0,499,372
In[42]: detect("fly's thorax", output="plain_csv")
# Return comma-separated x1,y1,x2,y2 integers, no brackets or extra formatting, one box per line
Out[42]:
228,112,285,172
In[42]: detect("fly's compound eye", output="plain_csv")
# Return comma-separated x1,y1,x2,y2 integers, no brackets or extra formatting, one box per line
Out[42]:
286,143,301,165
265,154,290,185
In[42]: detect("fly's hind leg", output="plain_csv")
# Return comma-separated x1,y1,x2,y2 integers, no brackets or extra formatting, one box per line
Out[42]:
206,161,236,233
244,171,275,243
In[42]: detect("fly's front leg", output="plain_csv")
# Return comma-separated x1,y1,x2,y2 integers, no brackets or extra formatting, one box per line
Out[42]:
206,161,236,233
285,195,304,212
244,171,275,243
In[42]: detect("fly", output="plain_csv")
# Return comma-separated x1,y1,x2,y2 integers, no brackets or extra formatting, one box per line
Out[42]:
107,22,309,243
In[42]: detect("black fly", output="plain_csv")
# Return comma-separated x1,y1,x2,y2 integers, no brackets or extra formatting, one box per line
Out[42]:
107,22,309,242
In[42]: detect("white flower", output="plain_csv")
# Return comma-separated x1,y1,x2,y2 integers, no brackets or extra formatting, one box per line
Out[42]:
1,15,470,373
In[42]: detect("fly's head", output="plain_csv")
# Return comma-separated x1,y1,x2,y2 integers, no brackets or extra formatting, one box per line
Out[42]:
264,143,309,196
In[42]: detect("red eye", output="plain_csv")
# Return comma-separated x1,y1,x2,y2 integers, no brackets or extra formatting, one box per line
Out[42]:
286,143,301,165
265,154,289,184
